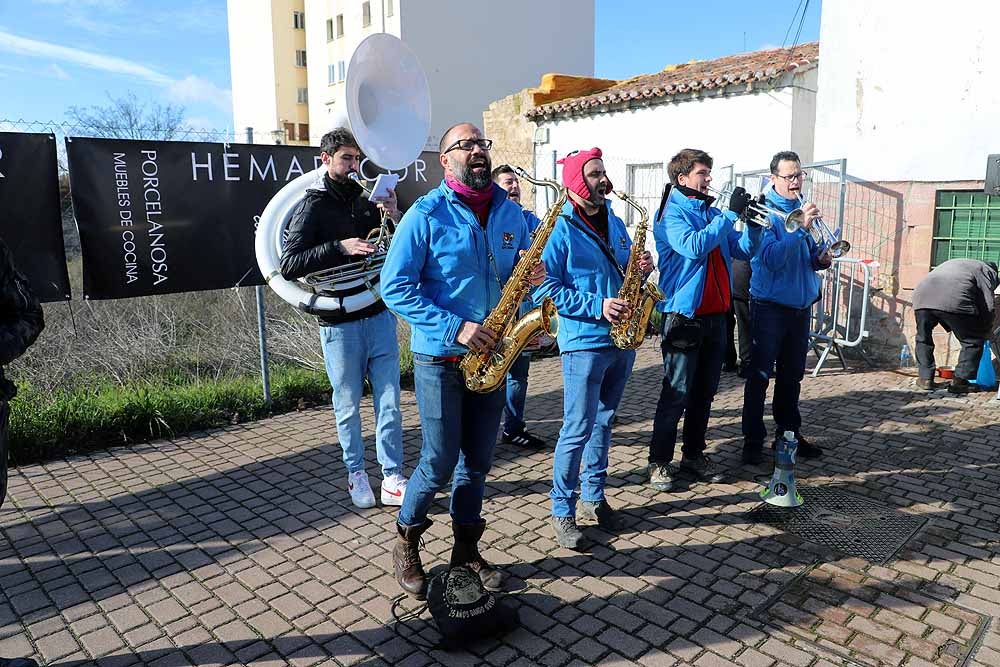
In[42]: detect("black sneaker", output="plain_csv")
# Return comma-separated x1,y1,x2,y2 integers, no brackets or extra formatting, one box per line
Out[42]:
741,442,764,465
915,377,937,390
579,499,626,531
647,462,678,491
679,454,725,483
773,435,823,458
502,429,547,449
551,516,586,549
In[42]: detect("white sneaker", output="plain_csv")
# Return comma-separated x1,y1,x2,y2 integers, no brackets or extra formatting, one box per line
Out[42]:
381,473,408,506
347,471,376,509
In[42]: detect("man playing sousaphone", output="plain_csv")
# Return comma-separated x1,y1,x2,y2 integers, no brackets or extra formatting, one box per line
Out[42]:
536,148,653,550
279,128,407,510
380,123,545,599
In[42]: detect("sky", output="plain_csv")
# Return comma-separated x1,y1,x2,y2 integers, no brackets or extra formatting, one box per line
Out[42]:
0,0,820,133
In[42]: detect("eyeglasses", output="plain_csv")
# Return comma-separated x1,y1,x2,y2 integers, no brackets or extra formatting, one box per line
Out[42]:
775,171,808,182
443,138,493,153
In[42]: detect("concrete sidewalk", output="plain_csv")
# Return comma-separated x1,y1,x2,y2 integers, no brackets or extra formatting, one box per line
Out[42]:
1,344,999,666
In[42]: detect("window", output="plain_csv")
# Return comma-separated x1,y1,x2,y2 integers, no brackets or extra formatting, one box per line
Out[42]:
283,122,296,142
297,87,308,104
326,18,334,40
327,64,336,84
362,1,371,27
298,123,309,142
337,60,346,82
336,13,344,37
931,191,1000,267
386,0,394,17
626,163,665,227
295,49,307,67
293,10,305,29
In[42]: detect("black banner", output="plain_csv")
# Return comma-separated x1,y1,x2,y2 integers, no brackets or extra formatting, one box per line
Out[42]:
0,132,71,302
66,137,443,300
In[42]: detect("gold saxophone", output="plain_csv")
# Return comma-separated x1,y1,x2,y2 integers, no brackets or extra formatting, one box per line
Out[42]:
610,190,665,349
460,168,564,393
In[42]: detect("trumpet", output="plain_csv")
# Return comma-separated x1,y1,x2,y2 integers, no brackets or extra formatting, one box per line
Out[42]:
793,193,851,258
708,186,851,258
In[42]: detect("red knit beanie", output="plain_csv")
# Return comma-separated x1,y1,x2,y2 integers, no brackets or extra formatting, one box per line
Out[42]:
557,147,612,202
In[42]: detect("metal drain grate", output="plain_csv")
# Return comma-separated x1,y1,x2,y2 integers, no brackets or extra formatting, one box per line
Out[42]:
746,486,927,564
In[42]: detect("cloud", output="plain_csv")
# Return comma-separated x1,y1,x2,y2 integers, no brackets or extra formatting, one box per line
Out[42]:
168,75,233,113
48,63,71,80
0,29,171,85
0,29,232,111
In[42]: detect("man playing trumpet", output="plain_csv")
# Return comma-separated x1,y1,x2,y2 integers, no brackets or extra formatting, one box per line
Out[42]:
741,150,831,464
647,149,762,493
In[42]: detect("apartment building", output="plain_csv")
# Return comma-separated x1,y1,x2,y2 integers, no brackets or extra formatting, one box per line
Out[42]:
227,0,311,145
230,0,595,149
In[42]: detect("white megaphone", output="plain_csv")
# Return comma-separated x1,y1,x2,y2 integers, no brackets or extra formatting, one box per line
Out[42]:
760,430,804,507
255,33,431,315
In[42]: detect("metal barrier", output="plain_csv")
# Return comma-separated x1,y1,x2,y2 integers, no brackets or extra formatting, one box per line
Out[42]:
809,257,879,376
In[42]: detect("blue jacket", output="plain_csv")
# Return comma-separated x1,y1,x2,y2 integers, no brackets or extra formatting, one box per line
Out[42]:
654,187,761,317
380,180,532,356
749,190,826,309
522,208,542,234
536,200,632,353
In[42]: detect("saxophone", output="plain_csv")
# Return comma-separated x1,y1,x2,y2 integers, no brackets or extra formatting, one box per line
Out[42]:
460,168,564,393
610,190,665,349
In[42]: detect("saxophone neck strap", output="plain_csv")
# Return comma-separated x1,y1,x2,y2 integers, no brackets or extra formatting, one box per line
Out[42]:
566,213,626,280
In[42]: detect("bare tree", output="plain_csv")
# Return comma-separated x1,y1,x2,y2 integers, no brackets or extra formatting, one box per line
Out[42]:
66,92,186,140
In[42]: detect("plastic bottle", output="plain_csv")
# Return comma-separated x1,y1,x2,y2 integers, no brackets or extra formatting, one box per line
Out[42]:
899,344,912,369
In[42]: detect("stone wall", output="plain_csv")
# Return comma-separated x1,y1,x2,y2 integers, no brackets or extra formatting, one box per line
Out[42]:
482,88,539,211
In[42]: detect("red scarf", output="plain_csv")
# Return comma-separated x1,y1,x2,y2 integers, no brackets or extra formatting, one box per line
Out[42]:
446,175,492,224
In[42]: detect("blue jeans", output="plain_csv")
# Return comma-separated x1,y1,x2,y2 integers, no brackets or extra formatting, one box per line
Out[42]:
503,353,531,434
551,347,635,518
649,313,727,464
319,308,403,478
741,300,810,445
398,354,506,526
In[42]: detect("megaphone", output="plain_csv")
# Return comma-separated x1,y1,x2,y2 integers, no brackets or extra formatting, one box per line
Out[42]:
760,431,804,507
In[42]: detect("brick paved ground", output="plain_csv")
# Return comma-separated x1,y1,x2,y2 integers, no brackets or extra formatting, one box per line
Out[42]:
1,345,999,666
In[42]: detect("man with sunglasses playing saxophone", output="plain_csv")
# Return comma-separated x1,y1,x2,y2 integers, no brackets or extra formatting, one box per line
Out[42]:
740,150,830,465
280,128,406,511
381,123,545,599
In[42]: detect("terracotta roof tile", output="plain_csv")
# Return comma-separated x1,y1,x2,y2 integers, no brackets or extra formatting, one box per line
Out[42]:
526,42,818,120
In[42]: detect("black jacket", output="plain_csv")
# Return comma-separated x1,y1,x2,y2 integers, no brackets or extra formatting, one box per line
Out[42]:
280,174,389,325
0,237,44,401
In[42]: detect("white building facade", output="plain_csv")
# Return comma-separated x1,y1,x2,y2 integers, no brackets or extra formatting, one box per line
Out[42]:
293,0,595,148
228,0,311,145
814,0,1000,183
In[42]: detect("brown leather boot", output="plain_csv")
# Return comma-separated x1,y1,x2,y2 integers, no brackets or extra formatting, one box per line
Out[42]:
450,520,503,591
393,519,431,599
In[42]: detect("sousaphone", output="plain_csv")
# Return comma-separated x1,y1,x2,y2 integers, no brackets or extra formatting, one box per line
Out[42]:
255,33,431,314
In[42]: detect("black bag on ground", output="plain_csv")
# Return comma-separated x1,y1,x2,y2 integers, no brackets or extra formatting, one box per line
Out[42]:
426,565,519,650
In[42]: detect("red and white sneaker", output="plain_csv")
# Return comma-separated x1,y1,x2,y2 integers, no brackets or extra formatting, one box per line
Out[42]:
380,473,408,506
347,471,376,509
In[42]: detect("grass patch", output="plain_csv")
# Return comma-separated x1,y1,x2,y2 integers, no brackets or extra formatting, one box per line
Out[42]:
9,364,332,465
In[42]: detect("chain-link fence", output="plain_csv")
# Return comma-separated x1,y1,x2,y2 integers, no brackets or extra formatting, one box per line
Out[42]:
1,119,325,397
